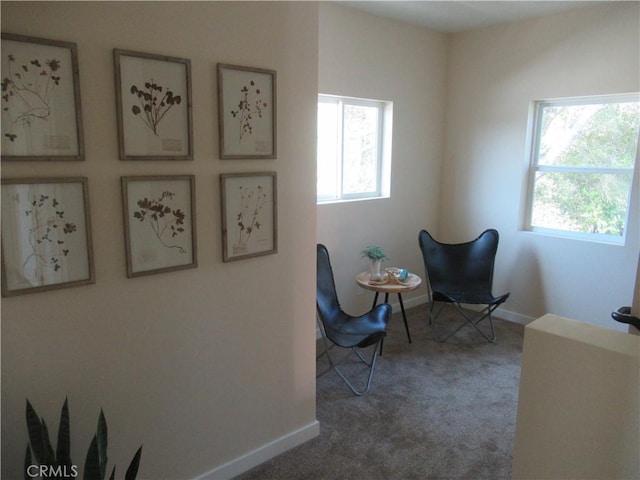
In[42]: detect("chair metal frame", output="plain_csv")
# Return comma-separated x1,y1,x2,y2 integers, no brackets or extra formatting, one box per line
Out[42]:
316,244,391,396
428,297,501,342
316,316,383,396
418,229,510,343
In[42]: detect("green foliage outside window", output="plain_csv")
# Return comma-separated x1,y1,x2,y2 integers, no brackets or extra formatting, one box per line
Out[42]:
530,99,639,238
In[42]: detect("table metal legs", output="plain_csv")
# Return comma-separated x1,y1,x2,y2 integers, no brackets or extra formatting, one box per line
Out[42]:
372,292,412,355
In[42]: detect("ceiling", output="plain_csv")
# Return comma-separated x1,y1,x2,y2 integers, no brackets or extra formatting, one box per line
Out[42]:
337,1,605,33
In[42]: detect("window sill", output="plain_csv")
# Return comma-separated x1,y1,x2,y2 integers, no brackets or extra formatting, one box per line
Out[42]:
317,195,390,206
521,228,626,246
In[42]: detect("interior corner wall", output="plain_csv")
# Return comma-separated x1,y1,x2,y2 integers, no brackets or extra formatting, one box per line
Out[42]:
317,3,447,315
1,2,319,479
442,2,640,330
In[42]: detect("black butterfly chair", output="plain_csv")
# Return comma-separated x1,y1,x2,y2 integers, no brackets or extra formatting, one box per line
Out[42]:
418,229,510,343
316,244,391,395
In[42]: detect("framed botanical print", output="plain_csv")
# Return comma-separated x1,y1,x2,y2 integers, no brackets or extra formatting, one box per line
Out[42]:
114,49,193,160
122,175,197,277
1,33,85,161
1,177,95,296
220,172,277,262
217,64,276,159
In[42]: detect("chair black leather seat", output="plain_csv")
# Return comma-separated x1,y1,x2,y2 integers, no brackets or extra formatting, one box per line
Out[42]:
316,244,391,395
418,229,510,342
319,310,388,349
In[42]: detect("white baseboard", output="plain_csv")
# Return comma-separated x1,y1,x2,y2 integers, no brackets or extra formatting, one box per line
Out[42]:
386,294,535,326
446,302,535,326
316,295,533,339
195,420,320,480
390,295,535,326
208,302,530,479
494,306,535,325
388,293,429,312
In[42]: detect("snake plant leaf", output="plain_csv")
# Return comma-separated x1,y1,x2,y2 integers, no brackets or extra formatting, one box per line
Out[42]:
24,445,32,480
40,419,56,465
25,399,45,464
124,446,142,480
109,466,115,480
56,397,71,468
97,409,108,480
83,434,102,480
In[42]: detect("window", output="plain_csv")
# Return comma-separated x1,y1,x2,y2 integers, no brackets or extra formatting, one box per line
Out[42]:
317,95,392,203
524,94,640,244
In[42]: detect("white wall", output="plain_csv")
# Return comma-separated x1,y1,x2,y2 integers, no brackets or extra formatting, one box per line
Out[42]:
317,3,447,315
442,2,640,330
3,2,639,478
1,2,319,479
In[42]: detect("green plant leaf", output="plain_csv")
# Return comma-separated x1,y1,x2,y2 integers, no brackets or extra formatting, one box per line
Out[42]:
40,419,56,466
83,434,101,480
24,444,32,480
56,398,72,468
26,399,45,464
96,410,108,480
361,245,387,261
124,446,142,480
108,466,115,480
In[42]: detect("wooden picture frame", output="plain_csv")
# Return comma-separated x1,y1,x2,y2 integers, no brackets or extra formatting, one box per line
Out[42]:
121,175,197,277
220,172,277,262
217,64,276,159
1,177,95,296
114,49,193,160
1,33,85,161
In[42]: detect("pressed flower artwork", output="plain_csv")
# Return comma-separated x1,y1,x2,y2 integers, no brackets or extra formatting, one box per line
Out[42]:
1,34,84,161
234,184,266,249
115,50,193,160
1,177,95,296
220,172,277,262
133,191,187,254
218,64,276,159
230,80,267,142
122,176,196,277
130,81,182,136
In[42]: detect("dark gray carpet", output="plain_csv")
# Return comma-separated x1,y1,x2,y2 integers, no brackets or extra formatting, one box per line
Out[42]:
235,303,524,480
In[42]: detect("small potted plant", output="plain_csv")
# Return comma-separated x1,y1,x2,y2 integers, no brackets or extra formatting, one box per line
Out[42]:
361,245,387,281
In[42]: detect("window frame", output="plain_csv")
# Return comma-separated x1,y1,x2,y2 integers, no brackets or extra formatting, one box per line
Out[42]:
317,94,389,204
523,93,640,245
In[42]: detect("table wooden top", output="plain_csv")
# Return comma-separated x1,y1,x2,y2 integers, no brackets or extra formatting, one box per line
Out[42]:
355,270,422,294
